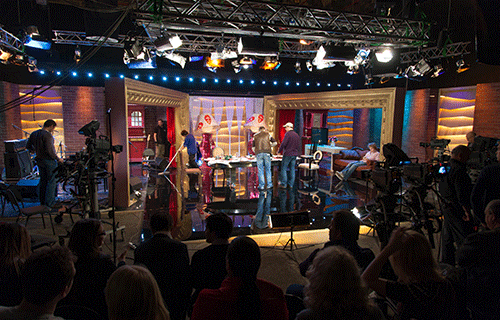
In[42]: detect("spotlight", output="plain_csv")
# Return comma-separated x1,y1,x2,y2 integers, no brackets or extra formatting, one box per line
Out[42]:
299,39,312,45
232,60,242,73
305,60,313,72
375,48,393,63
380,76,390,84
164,52,186,69
294,61,302,74
456,59,470,73
74,46,81,63
238,36,279,57
24,26,51,50
154,35,183,51
431,64,444,78
0,47,13,62
206,56,224,69
260,57,281,70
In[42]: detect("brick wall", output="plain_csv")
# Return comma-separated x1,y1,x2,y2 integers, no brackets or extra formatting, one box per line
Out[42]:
402,88,439,162
0,82,22,170
352,108,370,148
61,86,107,154
474,83,500,139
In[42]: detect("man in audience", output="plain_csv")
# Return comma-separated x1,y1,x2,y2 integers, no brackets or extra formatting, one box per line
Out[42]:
278,122,301,189
134,212,190,320
287,209,375,299
0,246,75,319
190,213,233,303
471,144,500,224
457,199,500,320
439,145,474,266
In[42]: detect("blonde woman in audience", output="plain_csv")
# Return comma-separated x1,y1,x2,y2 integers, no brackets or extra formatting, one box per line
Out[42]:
362,227,458,320
106,265,170,320
296,246,382,320
0,222,31,307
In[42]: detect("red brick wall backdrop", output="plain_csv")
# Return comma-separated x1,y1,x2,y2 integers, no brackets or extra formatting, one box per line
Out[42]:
352,108,370,148
62,86,107,154
474,83,500,139
402,88,439,162
0,82,22,170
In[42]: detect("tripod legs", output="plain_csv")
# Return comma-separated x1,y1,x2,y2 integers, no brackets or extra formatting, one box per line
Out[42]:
283,226,298,251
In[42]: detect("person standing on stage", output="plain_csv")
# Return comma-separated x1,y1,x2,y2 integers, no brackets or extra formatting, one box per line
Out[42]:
181,130,198,169
253,126,277,191
278,122,301,189
26,119,64,208
154,119,171,160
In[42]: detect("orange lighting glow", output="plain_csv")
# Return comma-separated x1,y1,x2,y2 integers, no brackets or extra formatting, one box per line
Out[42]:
206,57,224,68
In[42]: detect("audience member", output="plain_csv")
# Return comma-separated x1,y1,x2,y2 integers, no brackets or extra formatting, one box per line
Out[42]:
191,236,288,320
335,143,380,181
190,213,233,303
105,265,170,320
0,246,75,320
58,219,125,318
0,223,31,307
134,212,190,320
362,227,458,320
296,246,383,320
439,145,473,265
457,199,500,320
470,144,500,224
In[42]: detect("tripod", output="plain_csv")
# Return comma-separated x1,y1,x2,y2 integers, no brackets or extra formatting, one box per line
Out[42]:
283,223,298,251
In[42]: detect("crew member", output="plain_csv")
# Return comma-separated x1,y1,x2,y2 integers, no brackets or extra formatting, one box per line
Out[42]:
154,119,171,160
439,145,474,265
278,122,301,189
181,130,199,192
252,126,277,191
26,119,64,208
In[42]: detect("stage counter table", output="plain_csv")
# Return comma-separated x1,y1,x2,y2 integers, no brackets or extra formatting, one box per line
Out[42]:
304,144,346,175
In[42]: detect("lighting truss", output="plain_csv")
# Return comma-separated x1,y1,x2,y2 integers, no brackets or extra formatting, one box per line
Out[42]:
400,42,472,64
0,27,25,54
134,0,431,46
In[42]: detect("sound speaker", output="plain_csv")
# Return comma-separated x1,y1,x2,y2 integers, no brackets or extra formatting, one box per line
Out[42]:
16,178,40,199
129,176,143,194
4,150,33,179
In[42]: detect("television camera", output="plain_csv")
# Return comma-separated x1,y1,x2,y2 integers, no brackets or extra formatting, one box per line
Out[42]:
420,138,451,162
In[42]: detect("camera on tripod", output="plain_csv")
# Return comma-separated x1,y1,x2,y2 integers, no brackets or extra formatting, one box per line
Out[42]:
419,138,451,149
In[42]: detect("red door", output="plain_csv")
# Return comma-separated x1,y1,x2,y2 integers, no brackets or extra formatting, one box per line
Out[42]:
128,106,146,162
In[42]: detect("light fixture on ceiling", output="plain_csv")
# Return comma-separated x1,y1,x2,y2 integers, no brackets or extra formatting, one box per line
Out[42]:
211,48,238,60
305,60,313,72
431,64,444,78
24,25,51,50
124,39,145,60
231,60,242,73
375,48,393,63
299,39,312,45
456,59,470,73
314,44,357,62
153,35,183,52
74,45,81,63
164,52,186,69
380,76,390,84
238,36,279,57
0,47,13,62
295,60,301,74
260,56,281,70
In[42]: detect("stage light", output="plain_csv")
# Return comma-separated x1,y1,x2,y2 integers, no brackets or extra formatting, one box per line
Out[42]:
306,60,313,72
273,81,277,85
327,83,331,87
24,26,51,50
299,39,312,45
232,60,242,73
72,71,77,77
260,57,281,70
226,79,231,83
211,48,237,60
154,35,183,51
175,77,180,81
306,82,310,86
105,73,110,78
214,79,219,83
201,78,206,82
296,82,300,86
294,61,301,74
431,64,444,78
347,84,351,87
285,81,289,85
189,77,193,82
240,57,256,66
164,52,186,69
39,70,45,75
134,75,139,79
206,56,224,68
74,46,81,63
119,74,124,79
238,36,279,57
162,76,167,81
250,80,255,84
456,59,470,73
262,81,266,84
380,76,390,84
337,84,341,87
375,48,393,63
56,71,61,75
317,82,320,86
189,55,204,62
239,80,243,84
149,76,154,81
88,72,93,77
0,48,13,61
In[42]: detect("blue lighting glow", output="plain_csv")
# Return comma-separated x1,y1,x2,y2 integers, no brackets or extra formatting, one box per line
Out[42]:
87,73,93,78
202,78,206,82
273,81,277,85
105,73,110,78
347,84,351,87
175,77,180,82
162,76,167,81
24,37,51,50
262,81,266,84
306,82,310,86
285,82,289,85
56,71,61,76
189,77,194,82
327,83,331,87
39,70,45,75
317,83,321,86
214,79,219,83
226,79,231,83
119,74,124,79
149,76,154,81
337,84,341,87
72,72,77,77
296,82,300,86
250,80,255,84
134,75,139,79
239,80,243,84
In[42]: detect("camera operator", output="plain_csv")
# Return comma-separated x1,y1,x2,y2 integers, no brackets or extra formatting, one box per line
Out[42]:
438,145,474,266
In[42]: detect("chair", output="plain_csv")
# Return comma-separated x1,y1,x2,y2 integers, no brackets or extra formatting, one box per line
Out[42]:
4,189,55,235
298,150,323,189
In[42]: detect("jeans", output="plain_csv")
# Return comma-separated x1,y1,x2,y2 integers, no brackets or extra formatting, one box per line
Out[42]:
254,190,272,229
280,156,296,188
256,153,272,189
341,160,366,180
37,158,58,207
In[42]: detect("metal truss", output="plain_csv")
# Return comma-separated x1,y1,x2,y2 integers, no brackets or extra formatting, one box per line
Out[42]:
0,27,25,53
134,0,431,46
400,42,472,64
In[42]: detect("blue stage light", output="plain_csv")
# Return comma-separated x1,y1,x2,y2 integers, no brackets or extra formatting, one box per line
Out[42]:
250,80,255,84
162,76,167,81
337,84,341,87
214,79,219,83
87,73,93,78
39,70,45,75
149,76,154,81
226,79,231,83
285,82,289,86
105,73,110,78
56,71,61,75
72,72,77,77
119,74,124,79
327,83,331,87
134,75,139,79
317,82,320,86
306,82,310,86
262,81,266,84
202,78,206,82
296,82,300,86
175,77,180,82
189,77,194,82
273,81,277,85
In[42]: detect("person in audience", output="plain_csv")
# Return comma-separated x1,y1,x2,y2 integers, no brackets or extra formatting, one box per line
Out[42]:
134,212,190,320
0,246,75,320
296,246,383,320
335,142,380,181
105,265,170,320
439,145,474,265
470,144,500,224
191,236,288,320
58,219,126,319
362,227,458,320
190,213,233,304
278,122,301,189
0,223,31,307
457,199,500,320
